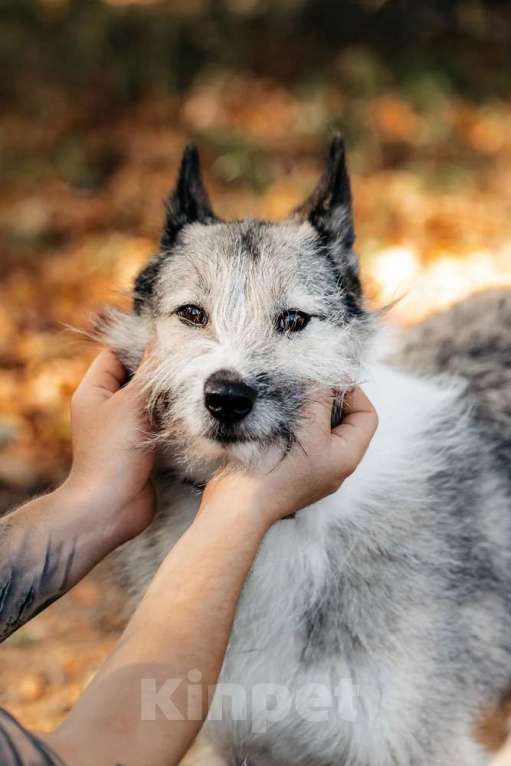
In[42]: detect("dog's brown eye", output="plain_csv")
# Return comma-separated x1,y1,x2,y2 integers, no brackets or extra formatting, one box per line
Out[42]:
176,304,208,327
276,309,310,334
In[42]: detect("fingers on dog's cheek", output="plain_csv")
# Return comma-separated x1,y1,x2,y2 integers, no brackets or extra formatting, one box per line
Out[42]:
141,337,157,363
303,391,336,438
132,338,158,388
123,373,150,408
340,387,378,428
328,434,360,478
77,350,126,402
330,388,378,472
128,340,157,391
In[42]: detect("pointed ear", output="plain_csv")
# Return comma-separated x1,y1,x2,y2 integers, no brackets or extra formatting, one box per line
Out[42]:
293,133,354,249
161,144,218,250
294,135,364,316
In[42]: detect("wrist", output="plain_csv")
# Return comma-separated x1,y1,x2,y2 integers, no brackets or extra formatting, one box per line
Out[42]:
55,477,126,547
60,473,155,547
198,478,274,536
62,469,114,508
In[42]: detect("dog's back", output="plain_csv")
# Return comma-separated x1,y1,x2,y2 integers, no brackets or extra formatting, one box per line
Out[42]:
393,288,511,459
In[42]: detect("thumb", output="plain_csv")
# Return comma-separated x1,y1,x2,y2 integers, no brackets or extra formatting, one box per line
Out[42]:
294,388,335,449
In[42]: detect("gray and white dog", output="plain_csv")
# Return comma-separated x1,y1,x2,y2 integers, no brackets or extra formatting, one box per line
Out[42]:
98,136,511,766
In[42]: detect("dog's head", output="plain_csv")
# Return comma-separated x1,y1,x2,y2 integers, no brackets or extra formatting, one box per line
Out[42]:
98,136,375,477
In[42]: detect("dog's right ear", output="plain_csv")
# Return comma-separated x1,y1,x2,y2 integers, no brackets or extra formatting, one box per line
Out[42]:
133,145,218,314
160,143,218,250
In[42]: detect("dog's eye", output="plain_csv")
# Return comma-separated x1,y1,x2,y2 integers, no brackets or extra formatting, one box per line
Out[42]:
176,304,208,327
275,309,310,334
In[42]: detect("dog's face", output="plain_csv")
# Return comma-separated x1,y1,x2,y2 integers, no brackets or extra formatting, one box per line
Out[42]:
99,137,373,476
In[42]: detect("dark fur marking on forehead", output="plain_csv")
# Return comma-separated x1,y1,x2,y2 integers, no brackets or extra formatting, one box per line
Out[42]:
239,221,267,260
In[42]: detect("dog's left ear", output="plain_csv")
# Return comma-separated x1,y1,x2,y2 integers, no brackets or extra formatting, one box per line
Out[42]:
293,133,354,250
293,134,364,314
161,143,218,250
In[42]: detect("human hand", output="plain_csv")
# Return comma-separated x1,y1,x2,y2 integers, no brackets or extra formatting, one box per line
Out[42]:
62,348,155,543
201,387,378,529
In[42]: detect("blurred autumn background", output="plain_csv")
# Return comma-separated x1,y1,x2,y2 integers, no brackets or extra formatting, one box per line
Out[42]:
1,0,511,754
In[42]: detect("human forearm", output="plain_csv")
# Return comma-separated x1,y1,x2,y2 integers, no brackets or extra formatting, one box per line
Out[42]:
0,483,130,642
46,493,269,766
124,492,268,673
0,350,156,644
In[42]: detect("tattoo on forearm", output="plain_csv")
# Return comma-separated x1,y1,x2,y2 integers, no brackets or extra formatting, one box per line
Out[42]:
0,707,67,765
0,518,77,642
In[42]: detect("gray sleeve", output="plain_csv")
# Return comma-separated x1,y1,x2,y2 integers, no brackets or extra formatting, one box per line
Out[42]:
0,708,66,765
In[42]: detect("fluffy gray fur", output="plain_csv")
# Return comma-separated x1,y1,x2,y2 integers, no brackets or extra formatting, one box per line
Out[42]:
97,140,511,766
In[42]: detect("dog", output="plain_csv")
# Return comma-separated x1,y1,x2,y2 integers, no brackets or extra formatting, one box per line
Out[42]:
97,136,511,765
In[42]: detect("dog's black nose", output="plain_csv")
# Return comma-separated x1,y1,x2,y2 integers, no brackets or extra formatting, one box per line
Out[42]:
204,370,256,423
